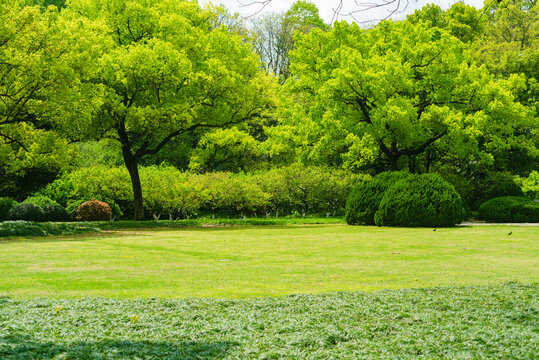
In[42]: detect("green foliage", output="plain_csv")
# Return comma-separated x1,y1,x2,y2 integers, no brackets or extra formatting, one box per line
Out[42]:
76,200,112,221
0,1,82,196
473,172,525,210
0,197,17,221
275,14,535,173
58,0,276,220
374,173,464,227
188,128,263,173
478,196,539,223
7,203,45,222
408,3,484,43
345,172,410,225
75,140,124,168
0,283,536,358
43,165,362,219
514,170,539,198
42,165,132,211
22,195,58,207
42,204,71,222
438,172,474,217
0,220,98,237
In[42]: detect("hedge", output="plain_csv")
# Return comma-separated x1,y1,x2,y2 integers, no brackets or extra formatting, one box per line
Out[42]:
478,196,539,223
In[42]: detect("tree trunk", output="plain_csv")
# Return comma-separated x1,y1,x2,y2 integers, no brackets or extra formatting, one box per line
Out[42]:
389,155,399,171
123,151,145,221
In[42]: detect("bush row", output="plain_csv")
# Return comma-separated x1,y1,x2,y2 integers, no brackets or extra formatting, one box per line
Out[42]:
0,221,100,237
346,172,465,227
38,165,369,220
0,197,113,222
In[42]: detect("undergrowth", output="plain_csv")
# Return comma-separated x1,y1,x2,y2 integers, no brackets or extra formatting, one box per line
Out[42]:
0,283,536,359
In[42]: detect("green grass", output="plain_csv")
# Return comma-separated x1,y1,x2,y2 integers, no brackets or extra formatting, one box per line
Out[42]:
0,225,537,298
0,283,537,359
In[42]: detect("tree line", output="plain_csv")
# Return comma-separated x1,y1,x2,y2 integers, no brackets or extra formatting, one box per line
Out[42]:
1,0,537,220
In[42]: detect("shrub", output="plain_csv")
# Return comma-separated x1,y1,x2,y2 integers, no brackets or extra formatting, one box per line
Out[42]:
478,196,539,223
66,199,88,218
374,173,464,227
345,172,410,225
42,204,71,222
76,200,112,221
8,203,45,222
439,172,474,218
473,172,524,210
22,195,58,207
0,197,17,222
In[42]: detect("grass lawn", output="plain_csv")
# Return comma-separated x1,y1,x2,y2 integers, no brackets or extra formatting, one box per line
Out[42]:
0,224,537,298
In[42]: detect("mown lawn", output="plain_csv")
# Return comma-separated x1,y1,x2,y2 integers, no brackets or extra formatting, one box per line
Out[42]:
0,283,537,359
0,225,537,298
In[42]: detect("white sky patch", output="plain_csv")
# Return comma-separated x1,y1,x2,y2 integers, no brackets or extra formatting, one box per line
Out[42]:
199,0,487,24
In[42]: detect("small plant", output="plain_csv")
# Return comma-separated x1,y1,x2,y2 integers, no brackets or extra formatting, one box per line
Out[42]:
76,200,112,221
130,314,139,323
8,203,45,222
54,305,64,315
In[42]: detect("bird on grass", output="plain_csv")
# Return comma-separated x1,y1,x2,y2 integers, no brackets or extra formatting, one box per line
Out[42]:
508,231,512,235
433,228,436,231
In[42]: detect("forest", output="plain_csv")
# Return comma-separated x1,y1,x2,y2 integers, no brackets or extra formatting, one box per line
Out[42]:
1,0,538,222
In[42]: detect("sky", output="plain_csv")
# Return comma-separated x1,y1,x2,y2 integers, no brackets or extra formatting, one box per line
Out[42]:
199,0,487,23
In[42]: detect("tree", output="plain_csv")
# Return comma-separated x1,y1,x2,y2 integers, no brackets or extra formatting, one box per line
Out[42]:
275,19,534,171
252,1,328,80
0,0,88,198
408,2,485,43
61,0,275,220
470,0,539,173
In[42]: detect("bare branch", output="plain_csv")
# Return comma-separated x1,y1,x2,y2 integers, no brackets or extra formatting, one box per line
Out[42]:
237,0,414,24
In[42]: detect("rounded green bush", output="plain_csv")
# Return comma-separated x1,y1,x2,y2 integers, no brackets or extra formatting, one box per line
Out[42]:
374,173,464,227
0,197,18,222
345,172,410,225
8,203,46,222
478,196,539,223
42,204,71,222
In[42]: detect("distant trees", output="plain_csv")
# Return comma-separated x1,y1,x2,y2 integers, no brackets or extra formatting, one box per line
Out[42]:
252,1,328,80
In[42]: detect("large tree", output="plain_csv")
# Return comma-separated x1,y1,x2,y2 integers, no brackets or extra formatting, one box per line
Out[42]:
61,0,274,219
271,19,534,171
0,0,90,197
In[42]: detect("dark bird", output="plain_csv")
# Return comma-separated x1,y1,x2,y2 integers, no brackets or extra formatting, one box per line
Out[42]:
433,228,436,231
508,231,512,235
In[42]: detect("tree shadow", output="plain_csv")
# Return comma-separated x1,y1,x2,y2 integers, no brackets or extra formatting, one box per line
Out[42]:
0,334,237,359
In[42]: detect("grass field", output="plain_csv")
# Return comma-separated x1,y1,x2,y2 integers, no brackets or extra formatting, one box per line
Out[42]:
0,224,537,298
1,283,537,359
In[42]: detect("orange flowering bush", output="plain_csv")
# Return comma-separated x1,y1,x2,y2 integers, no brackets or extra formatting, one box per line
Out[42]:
76,199,112,221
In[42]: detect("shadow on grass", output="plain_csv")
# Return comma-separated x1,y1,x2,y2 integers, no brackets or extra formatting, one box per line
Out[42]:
0,334,237,359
